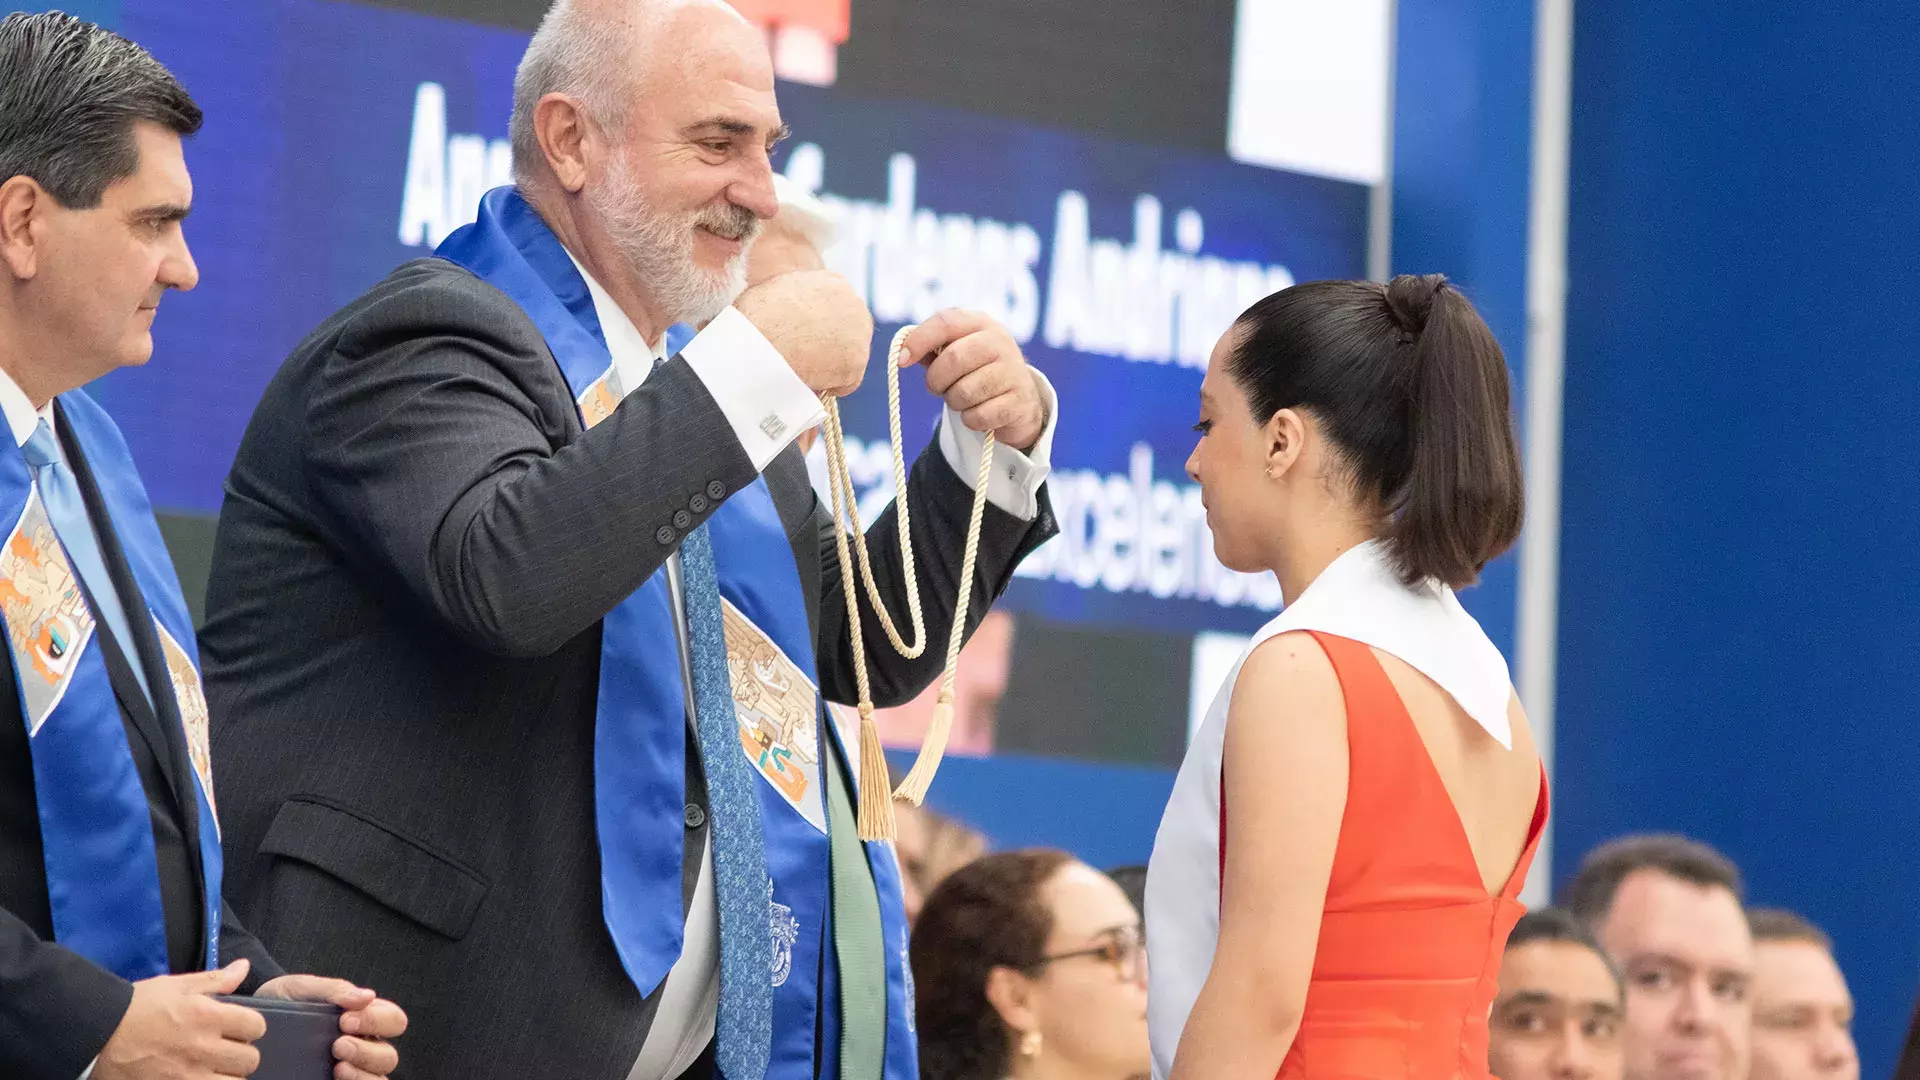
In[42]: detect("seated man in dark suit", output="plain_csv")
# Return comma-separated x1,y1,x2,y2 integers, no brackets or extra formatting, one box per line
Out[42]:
200,1,1059,1078
0,13,406,1080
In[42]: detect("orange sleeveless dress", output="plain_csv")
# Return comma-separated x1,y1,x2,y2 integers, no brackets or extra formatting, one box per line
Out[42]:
1224,631,1549,1080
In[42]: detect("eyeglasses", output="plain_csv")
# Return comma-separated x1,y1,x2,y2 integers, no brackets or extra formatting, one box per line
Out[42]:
1033,926,1147,984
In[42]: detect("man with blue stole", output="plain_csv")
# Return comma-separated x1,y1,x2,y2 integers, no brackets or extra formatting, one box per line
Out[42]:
0,13,408,1080
199,1,1060,1078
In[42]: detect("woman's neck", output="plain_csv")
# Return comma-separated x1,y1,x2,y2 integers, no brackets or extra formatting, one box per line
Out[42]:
1269,514,1379,607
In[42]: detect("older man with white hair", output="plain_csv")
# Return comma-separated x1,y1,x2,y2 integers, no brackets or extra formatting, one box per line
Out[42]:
198,1,1061,1079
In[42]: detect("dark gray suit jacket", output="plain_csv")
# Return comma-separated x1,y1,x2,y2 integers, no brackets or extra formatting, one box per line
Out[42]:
201,258,1056,1080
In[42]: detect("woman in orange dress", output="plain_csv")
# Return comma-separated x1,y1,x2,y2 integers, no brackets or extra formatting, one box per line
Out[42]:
1146,275,1546,1080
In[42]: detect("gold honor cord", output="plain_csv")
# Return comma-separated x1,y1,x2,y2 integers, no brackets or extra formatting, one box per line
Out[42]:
818,325,995,841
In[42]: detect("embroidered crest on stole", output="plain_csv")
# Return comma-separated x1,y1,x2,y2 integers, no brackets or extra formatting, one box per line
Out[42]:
0,491,95,734
576,369,624,430
768,878,799,987
722,598,827,833
153,622,216,833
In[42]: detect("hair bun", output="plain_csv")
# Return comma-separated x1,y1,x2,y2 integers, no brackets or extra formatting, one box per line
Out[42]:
1384,273,1450,337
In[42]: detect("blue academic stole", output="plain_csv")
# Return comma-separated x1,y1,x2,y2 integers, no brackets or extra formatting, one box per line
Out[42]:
439,186,916,1077
0,392,222,979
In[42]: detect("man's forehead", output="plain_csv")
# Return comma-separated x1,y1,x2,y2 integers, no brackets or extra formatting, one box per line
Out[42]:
106,122,192,205
1498,987,1622,1015
1502,941,1622,1003
644,65,781,138
1603,872,1753,961
1754,941,1851,1004
647,3,775,98
1611,935,1754,976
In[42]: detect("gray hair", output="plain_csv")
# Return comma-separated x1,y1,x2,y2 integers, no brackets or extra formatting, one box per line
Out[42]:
771,172,836,251
0,11,201,209
510,0,732,190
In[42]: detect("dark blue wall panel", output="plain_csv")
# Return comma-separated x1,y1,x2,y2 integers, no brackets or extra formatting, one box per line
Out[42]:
1559,5,1920,1075
1391,0,1536,673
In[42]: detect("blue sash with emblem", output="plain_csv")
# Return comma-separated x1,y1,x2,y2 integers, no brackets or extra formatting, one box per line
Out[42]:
440,186,916,1077
0,392,223,979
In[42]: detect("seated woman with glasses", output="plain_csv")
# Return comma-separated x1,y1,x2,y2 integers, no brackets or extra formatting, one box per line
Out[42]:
912,849,1150,1080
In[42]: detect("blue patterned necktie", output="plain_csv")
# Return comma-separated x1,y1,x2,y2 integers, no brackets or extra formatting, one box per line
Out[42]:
654,340,771,1077
680,523,772,1079
22,419,151,705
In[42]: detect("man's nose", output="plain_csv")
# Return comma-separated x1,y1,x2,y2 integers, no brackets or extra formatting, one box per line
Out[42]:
1548,1029,1598,1080
1670,981,1718,1034
1812,1023,1857,1073
161,231,199,293
731,157,779,222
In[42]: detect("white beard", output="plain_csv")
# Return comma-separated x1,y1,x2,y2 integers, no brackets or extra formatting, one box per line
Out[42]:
587,155,758,328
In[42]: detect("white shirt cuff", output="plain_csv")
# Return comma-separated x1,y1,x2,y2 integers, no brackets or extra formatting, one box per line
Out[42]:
79,1060,95,1080
936,368,1057,522
677,307,825,473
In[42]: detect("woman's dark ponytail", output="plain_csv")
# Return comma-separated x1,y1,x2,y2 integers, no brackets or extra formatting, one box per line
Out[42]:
1379,274,1523,588
1226,273,1524,590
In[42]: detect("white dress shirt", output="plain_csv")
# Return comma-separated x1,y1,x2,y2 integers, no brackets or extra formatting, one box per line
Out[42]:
557,262,1059,1080
0,366,55,452
1143,540,1515,1080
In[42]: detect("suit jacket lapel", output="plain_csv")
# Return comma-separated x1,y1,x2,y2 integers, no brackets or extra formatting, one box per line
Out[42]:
90,604,178,792
53,409,204,870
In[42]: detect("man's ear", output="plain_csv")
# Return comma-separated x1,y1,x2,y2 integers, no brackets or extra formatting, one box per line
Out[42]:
0,176,49,281
533,94,595,193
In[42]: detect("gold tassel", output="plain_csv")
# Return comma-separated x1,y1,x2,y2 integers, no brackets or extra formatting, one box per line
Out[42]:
891,696,951,805
823,324,995,839
891,427,994,808
855,702,897,841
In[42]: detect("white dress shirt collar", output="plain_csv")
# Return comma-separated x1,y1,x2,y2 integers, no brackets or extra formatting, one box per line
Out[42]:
1262,539,1515,748
0,364,48,449
564,252,666,396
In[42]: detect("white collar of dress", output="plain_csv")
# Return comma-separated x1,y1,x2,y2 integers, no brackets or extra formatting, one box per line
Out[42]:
1257,540,1515,749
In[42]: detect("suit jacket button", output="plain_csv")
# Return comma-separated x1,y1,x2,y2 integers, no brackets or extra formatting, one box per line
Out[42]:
707,480,726,500
672,509,693,530
684,804,706,829
689,493,709,514
656,525,676,546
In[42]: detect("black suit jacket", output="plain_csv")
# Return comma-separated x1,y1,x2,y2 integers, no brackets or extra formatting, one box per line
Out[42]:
0,407,280,1080
202,258,1057,1080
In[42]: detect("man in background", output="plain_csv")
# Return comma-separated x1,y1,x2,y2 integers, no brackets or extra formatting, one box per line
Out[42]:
1489,907,1625,1080
752,172,837,287
892,802,986,924
1747,909,1857,1080
0,13,403,1078
1566,835,1753,1080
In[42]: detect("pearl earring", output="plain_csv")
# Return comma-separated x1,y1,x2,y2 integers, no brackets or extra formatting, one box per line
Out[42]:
1020,1030,1043,1058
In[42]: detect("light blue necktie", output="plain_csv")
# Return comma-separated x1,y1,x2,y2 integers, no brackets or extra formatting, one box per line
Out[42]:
22,419,151,705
